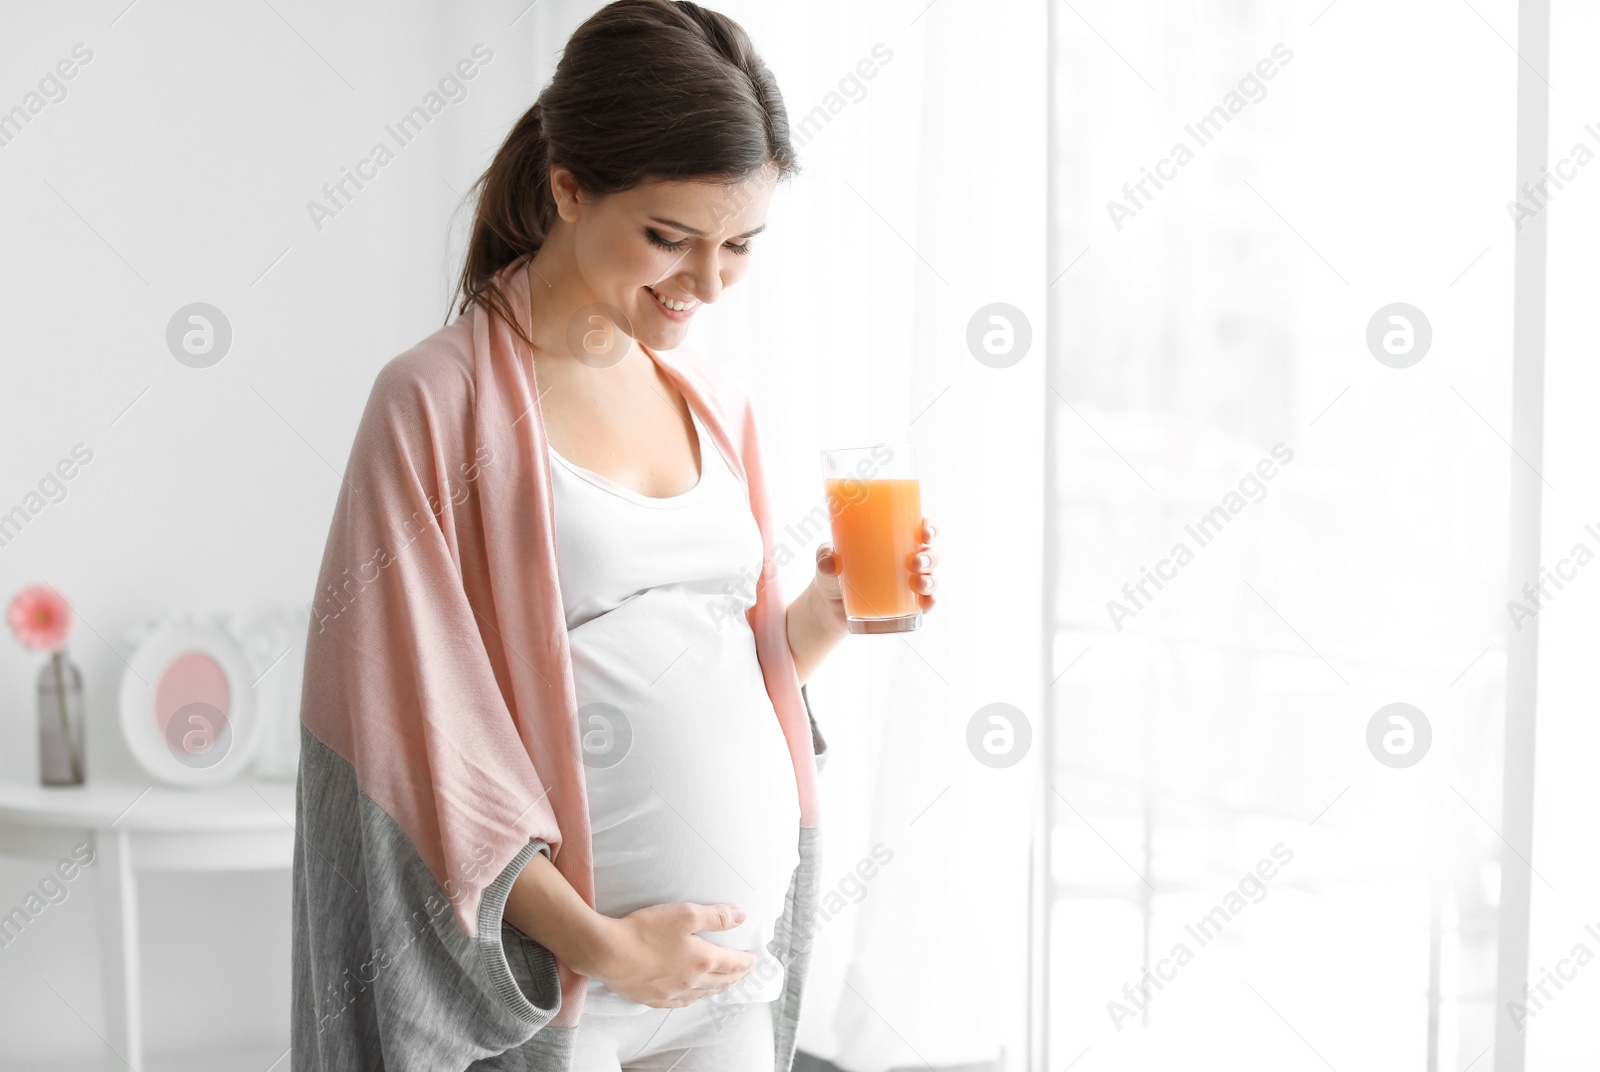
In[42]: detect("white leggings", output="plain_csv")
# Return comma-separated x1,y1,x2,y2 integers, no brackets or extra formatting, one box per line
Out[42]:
570,998,775,1071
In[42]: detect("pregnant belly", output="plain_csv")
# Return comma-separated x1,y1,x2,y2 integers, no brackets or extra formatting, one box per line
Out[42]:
570,589,802,947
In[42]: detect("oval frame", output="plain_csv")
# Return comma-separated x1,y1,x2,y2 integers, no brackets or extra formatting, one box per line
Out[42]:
118,622,261,787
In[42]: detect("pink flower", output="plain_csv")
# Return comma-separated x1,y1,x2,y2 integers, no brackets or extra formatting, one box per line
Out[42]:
7,585,73,653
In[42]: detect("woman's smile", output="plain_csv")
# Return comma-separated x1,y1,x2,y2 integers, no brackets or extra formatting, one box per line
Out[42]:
644,284,700,322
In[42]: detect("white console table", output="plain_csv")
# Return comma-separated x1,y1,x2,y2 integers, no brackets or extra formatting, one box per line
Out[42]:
0,778,296,1072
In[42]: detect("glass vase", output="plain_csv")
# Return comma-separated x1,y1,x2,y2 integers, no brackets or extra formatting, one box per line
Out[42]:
38,649,85,786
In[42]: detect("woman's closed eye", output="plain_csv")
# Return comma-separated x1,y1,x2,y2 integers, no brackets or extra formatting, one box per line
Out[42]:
646,228,753,256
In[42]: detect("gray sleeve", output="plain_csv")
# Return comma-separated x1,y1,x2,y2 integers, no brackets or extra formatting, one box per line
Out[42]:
801,682,829,774
292,725,572,1072
796,684,825,777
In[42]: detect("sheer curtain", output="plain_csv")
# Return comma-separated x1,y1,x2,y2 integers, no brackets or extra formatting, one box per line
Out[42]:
513,2,1047,1068
1047,1,1531,1069
1530,1,1600,1066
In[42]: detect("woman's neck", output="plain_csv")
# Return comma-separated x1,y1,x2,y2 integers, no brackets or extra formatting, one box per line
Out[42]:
519,228,607,362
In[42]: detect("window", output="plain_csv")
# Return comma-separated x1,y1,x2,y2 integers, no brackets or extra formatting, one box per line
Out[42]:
1042,2,1551,1067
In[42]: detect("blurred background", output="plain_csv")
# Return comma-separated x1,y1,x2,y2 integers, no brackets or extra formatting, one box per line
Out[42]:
0,0,1592,1070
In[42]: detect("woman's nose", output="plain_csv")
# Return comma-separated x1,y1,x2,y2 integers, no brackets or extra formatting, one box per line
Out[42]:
682,251,726,304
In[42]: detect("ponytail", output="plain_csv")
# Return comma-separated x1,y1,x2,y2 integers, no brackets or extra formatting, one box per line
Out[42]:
452,100,555,351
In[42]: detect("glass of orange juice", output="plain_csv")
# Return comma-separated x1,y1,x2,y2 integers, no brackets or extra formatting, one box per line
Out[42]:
822,444,922,634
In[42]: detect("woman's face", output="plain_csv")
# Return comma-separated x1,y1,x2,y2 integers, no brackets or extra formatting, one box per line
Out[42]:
551,166,776,350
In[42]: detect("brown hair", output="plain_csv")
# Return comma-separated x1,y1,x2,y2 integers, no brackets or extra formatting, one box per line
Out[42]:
451,0,799,349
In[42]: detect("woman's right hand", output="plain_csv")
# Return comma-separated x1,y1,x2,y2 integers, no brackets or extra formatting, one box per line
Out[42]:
588,902,756,1008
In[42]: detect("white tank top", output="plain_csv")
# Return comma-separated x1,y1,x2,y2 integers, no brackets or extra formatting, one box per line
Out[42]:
547,406,801,1012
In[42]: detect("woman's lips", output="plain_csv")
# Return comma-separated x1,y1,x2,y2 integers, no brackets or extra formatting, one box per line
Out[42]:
645,285,698,323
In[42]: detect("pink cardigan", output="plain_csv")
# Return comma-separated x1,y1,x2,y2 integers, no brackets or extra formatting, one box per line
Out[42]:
293,256,823,1060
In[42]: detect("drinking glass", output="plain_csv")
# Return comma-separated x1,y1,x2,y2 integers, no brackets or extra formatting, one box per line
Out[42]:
821,444,922,634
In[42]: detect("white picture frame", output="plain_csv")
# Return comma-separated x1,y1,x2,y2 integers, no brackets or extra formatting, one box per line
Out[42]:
118,618,262,787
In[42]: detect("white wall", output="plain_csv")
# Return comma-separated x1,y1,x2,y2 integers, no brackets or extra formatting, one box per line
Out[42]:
0,1,556,1063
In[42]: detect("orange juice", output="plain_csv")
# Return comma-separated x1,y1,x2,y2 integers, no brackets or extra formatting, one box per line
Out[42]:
824,477,922,621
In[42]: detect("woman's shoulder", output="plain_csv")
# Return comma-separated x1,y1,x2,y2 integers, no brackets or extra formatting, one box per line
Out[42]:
373,316,476,397
660,338,755,430
361,317,478,430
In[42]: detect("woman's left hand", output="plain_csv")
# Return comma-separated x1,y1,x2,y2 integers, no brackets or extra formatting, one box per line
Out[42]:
814,517,939,623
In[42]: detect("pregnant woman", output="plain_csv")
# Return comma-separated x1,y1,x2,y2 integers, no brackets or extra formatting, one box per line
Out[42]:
290,3,937,1070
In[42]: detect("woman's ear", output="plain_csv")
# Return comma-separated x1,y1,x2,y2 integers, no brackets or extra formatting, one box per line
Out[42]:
549,166,586,223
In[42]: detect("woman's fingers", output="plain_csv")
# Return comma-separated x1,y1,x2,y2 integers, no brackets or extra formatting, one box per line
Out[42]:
915,518,938,612
816,543,840,574
699,947,757,976
911,519,938,572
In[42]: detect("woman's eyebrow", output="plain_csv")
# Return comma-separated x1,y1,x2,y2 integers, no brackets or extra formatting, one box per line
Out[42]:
647,216,768,240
